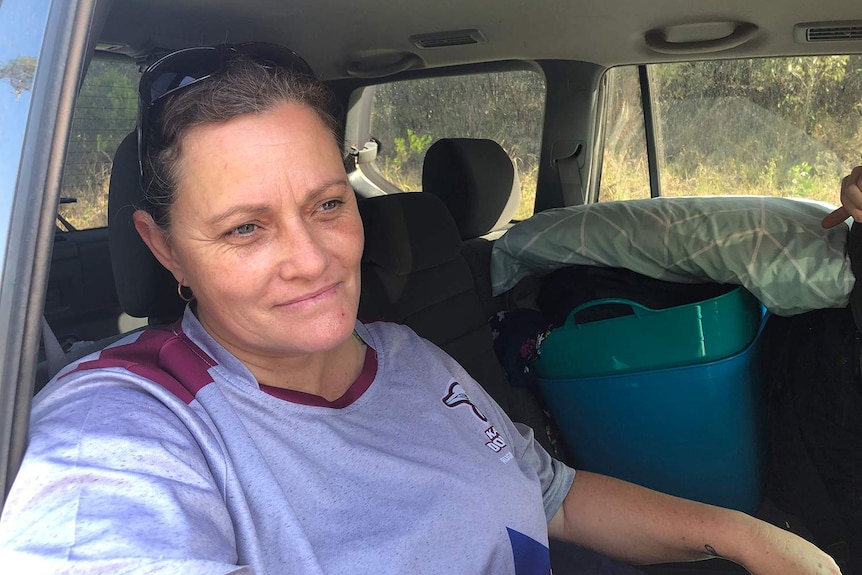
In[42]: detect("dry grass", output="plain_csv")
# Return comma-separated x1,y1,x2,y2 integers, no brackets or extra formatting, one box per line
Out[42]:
600,154,844,205
58,178,110,230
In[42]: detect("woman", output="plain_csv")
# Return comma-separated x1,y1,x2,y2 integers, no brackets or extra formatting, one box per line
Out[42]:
0,43,841,574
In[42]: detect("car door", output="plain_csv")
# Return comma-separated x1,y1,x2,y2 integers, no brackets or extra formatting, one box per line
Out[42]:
0,0,99,510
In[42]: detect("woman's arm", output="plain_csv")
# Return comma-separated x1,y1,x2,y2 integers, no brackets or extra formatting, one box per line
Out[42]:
548,470,841,574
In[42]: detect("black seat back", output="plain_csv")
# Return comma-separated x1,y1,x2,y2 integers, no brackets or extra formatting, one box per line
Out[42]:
422,138,520,241
358,192,555,453
422,138,521,317
358,192,514,413
107,131,184,323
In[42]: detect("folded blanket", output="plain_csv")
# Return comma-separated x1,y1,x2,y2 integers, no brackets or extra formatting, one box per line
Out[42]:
490,196,853,316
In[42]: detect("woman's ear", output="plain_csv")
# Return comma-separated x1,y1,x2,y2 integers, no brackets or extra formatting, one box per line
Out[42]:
132,210,183,282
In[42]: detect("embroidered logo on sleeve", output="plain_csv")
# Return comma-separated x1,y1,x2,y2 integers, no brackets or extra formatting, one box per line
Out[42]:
442,381,488,422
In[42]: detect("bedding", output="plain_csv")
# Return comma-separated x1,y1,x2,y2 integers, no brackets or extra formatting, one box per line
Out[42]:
490,196,853,316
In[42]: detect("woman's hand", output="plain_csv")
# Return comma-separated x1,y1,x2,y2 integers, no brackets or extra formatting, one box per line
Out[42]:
735,519,841,575
822,165,862,229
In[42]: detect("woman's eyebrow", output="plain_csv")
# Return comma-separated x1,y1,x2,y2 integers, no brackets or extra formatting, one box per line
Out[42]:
204,179,351,227
205,204,271,227
305,178,352,201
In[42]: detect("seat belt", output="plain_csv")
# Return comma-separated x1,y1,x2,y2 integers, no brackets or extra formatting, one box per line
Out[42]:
41,316,67,379
553,143,585,206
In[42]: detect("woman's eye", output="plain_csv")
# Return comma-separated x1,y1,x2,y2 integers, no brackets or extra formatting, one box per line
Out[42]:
232,223,257,236
320,199,343,212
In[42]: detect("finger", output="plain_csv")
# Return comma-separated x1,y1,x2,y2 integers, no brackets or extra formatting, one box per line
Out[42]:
843,166,862,200
822,206,850,229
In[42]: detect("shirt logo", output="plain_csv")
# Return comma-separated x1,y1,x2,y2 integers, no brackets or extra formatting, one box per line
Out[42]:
484,425,508,453
442,381,488,422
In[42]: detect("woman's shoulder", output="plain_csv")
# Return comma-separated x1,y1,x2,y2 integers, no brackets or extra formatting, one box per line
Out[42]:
357,319,476,387
357,319,448,360
43,322,223,407
33,325,221,442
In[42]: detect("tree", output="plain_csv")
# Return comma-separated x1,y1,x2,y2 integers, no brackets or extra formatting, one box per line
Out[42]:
0,55,36,97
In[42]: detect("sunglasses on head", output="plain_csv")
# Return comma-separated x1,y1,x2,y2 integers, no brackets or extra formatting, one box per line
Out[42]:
137,42,315,183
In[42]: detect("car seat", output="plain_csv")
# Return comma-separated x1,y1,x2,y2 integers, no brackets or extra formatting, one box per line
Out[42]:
422,137,520,241
107,132,185,324
357,191,556,457
421,137,521,319
34,132,179,392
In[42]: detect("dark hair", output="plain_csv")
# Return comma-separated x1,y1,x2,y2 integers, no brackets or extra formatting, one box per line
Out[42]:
141,56,341,229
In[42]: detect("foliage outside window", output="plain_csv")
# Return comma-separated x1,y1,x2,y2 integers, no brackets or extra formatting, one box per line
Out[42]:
59,59,139,230
600,56,862,203
370,71,546,219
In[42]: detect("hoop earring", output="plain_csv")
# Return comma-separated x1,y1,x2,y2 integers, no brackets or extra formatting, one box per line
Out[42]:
177,281,195,303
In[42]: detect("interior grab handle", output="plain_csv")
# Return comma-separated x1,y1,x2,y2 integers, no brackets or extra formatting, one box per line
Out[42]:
645,22,758,54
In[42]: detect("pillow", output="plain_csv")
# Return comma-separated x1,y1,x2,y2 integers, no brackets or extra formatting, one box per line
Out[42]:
490,196,853,316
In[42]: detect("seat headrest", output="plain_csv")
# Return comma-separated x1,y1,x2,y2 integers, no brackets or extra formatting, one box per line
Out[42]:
358,192,463,276
107,132,185,321
422,138,520,240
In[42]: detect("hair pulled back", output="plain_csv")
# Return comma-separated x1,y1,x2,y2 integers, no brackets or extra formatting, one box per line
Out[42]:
141,56,340,229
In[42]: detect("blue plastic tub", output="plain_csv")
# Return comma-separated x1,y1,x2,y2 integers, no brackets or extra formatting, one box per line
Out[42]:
537,321,766,513
533,287,762,379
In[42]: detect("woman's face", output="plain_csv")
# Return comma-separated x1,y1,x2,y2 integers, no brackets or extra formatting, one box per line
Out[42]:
139,102,363,360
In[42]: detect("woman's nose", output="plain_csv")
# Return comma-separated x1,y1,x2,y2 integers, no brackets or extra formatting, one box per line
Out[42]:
277,220,329,279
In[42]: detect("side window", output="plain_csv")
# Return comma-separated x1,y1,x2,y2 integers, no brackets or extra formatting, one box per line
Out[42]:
369,71,546,219
598,56,862,201
598,67,650,201
58,58,138,230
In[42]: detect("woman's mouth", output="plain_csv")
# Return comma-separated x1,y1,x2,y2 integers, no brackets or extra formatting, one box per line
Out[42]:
278,283,339,308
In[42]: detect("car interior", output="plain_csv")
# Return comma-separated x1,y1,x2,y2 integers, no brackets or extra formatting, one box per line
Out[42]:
2,0,862,572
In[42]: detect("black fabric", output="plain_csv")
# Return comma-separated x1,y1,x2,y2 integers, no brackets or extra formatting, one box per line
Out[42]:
107,131,184,322
491,308,552,389
359,194,512,412
423,138,515,240
360,193,462,275
460,236,503,319
536,265,735,328
548,540,645,575
761,307,862,574
850,221,862,331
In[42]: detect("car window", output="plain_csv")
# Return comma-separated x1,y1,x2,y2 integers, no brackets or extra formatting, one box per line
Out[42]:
369,71,546,219
597,66,651,201
599,55,862,202
58,57,138,231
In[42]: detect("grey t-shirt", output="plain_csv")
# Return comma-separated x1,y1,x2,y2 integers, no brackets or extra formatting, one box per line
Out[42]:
0,309,575,574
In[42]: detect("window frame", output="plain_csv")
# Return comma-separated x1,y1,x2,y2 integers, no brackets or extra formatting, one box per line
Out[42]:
0,0,98,508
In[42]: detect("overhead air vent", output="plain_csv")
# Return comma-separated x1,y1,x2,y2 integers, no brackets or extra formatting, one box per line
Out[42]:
410,29,487,49
794,21,862,43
